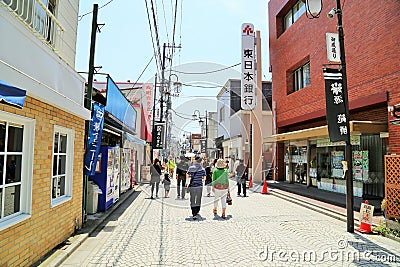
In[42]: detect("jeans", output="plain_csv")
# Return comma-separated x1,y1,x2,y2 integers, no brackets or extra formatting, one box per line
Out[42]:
189,186,203,216
151,182,159,197
237,180,246,196
177,176,186,198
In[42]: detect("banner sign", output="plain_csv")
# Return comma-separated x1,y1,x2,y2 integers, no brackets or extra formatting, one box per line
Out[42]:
200,139,206,153
152,123,164,149
84,102,105,176
241,23,256,110
324,68,350,143
326,33,341,63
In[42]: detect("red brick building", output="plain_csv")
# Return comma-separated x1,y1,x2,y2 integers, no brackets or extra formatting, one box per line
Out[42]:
267,0,400,199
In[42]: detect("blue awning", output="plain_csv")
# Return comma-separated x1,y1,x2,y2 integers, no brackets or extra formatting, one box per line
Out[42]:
0,80,26,108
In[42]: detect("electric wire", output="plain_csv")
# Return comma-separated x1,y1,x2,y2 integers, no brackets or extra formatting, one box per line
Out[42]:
150,0,163,71
172,63,240,75
161,0,170,44
144,0,162,75
126,55,154,94
78,0,115,21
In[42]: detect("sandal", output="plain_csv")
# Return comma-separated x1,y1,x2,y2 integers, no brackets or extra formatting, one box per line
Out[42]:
213,208,217,215
221,213,226,219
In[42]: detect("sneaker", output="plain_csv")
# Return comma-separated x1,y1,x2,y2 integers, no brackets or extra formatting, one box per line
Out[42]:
192,215,198,220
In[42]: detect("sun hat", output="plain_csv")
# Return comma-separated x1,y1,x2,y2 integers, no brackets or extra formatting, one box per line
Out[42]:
216,159,226,169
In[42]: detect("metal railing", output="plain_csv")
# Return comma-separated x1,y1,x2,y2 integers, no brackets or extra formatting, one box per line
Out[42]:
1,0,64,50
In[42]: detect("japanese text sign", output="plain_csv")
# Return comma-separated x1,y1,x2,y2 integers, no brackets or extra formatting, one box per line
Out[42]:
152,123,164,149
241,23,256,110
324,68,350,143
326,33,341,63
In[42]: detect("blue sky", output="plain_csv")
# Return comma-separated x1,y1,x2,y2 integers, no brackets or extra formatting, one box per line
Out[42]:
76,0,271,83
76,0,271,136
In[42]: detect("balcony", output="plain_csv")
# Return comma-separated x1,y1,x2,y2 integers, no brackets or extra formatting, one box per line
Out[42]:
1,0,64,51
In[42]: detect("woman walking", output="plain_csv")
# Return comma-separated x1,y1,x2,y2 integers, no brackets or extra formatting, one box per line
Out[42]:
212,159,230,219
150,158,162,199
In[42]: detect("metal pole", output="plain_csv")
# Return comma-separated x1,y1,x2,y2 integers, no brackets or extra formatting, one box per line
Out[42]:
83,3,98,224
205,110,208,157
336,0,354,233
151,74,157,163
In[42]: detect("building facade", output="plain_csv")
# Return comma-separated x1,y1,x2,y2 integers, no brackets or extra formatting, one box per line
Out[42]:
216,79,273,174
0,1,91,266
267,0,400,199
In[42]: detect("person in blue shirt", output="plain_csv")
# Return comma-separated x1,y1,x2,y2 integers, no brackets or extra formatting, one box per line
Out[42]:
186,156,206,220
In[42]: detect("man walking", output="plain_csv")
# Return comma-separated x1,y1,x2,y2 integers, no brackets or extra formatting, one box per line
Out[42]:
176,156,189,199
186,156,206,220
236,159,248,197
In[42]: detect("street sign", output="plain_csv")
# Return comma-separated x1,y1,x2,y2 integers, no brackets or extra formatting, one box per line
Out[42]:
326,33,341,63
241,23,256,110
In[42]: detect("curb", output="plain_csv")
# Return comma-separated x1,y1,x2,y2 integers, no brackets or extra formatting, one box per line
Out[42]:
37,186,139,267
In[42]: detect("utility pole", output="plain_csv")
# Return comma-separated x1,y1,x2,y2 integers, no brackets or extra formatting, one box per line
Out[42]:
83,3,98,223
335,0,354,233
150,74,157,163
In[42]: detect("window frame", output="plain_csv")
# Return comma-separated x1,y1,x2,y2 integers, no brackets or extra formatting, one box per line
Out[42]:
50,125,74,207
282,0,306,32
293,61,311,92
0,111,35,231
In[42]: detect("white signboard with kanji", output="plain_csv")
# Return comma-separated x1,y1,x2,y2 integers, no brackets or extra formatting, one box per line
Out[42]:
359,202,374,224
241,23,256,110
326,33,341,63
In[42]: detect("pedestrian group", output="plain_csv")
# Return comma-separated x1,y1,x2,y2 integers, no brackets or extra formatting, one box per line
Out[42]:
150,155,249,220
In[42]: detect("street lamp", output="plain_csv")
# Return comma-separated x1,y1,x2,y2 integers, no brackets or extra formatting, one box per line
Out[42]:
192,110,208,156
304,0,354,233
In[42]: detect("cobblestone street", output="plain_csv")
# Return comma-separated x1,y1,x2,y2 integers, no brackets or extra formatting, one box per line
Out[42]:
60,181,400,266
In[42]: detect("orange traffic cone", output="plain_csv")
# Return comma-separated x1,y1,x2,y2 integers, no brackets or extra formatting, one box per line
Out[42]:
261,179,268,194
248,175,253,188
357,221,372,234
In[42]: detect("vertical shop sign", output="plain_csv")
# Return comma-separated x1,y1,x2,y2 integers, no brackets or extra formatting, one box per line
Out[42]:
326,33,341,63
200,139,206,153
323,68,349,142
241,23,256,110
152,123,164,149
84,102,105,176
143,83,153,122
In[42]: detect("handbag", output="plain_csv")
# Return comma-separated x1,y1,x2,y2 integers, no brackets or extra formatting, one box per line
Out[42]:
226,192,232,205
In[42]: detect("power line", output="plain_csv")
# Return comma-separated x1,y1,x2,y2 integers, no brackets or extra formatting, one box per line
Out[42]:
126,55,154,93
144,0,162,75
171,63,240,75
161,0,170,44
78,0,115,21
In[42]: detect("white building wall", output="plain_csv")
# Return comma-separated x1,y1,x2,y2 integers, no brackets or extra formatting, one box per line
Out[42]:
0,3,90,120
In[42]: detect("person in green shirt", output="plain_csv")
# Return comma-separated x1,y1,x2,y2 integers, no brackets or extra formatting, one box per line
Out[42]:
166,155,175,177
212,159,230,219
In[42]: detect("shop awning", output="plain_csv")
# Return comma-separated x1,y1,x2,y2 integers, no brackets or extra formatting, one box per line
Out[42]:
264,121,387,143
0,80,26,108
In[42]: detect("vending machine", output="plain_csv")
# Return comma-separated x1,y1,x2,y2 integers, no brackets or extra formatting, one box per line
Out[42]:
120,148,131,193
90,146,120,211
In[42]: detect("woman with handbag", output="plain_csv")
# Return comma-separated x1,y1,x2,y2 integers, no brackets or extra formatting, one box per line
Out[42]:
212,159,230,219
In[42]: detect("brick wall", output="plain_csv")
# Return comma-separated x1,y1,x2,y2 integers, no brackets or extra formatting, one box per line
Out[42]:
268,0,400,152
0,96,85,266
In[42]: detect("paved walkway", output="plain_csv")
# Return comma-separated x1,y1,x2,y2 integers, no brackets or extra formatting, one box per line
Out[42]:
42,179,400,267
